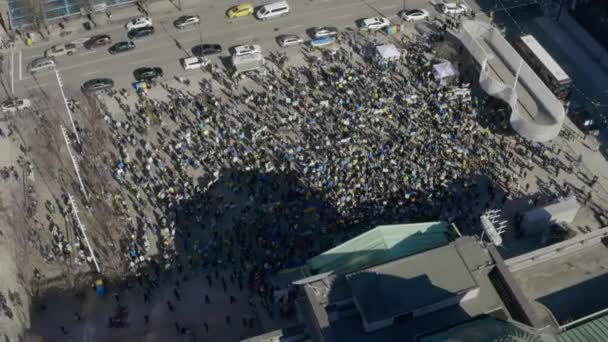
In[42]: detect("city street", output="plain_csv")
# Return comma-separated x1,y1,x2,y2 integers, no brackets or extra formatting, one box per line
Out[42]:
11,0,438,98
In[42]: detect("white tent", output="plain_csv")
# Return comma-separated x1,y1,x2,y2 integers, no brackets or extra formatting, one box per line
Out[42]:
432,62,459,85
375,44,400,61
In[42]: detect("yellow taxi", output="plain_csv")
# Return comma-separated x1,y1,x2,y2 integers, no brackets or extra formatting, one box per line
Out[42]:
227,3,254,18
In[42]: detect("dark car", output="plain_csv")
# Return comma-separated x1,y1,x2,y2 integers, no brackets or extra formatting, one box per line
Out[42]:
192,44,222,57
82,78,114,93
109,41,136,54
84,34,112,49
569,105,600,137
133,67,163,81
127,26,155,40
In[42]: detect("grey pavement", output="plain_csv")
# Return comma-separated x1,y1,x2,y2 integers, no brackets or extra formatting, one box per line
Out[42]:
8,0,429,100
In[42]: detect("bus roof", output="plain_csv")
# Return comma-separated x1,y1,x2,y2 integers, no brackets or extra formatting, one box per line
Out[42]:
520,34,570,83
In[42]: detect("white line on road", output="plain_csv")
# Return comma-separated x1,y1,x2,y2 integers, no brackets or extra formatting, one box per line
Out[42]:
84,71,99,76
329,14,352,21
25,82,49,90
380,4,401,10
283,24,303,31
10,50,14,96
18,50,22,81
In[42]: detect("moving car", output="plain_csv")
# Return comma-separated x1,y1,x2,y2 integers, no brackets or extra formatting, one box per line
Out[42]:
437,2,468,15
227,4,254,18
400,9,430,21
109,41,136,54
181,56,209,70
311,26,338,39
45,43,77,57
127,26,155,40
126,16,153,31
277,34,303,48
82,78,114,93
1,98,31,113
174,15,200,29
133,67,164,81
192,44,222,57
231,44,261,56
29,57,56,74
359,17,390,31
255,1,290,20
84,34,112,49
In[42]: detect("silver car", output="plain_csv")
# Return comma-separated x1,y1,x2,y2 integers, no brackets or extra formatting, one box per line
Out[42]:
29,57,56,74
277,34,303,48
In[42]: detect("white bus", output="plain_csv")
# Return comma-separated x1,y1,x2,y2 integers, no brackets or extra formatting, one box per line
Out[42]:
516,34,572,101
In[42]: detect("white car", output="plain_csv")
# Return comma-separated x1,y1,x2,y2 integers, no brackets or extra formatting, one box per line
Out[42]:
126,16,153,31
437,2,468,15
2,98,31,113
359,17,391,31
311,26,338,39
232,44,262,56
401,9,430,21
45,43,77,57
277,34,304,48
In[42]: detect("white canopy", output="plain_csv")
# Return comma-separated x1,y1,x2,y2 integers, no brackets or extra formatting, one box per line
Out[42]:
375,44,400,61
432,62,458,81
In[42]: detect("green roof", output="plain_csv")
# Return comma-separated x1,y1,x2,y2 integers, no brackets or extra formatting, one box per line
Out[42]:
558,313,608,342
307,221,458,275
419,316,558,342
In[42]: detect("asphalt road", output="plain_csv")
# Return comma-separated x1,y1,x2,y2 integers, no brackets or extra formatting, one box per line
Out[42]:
11,0,439,99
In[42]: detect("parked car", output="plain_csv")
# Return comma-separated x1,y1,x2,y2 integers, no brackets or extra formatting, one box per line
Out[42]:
109,41,136,54
174,15,200,29
127,27,155,40
84,35,112,49
82,78,114,93
400,9,430,21
192,44,222,57
181,56,209,70
231,44,261,56
133,67,164,81
29,57,56,74
437,2,468,15
569,105,600,137
1,98,31,112
45,43,77,57
359,17,390,31
311,26,338,39
126,16,153,31
277,34,304,48
227,3,254,18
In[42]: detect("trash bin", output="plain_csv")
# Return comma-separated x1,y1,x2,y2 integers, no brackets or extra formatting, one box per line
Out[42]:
83,22,92,30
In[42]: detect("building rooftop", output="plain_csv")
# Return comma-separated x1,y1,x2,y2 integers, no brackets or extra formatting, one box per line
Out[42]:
307,221,458,275
298,236,506,341
418,316,558,342
508,228,608,328
346,240,478,324
558,313,608,342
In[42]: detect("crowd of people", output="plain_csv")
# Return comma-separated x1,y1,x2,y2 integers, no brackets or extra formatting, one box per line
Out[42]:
93,27,507,316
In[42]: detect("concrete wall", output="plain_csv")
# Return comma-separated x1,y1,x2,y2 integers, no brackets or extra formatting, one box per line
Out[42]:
458,20,566,142
505,226,608,273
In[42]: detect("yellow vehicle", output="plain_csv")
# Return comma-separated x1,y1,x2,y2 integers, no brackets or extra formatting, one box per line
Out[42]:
227,3,254,18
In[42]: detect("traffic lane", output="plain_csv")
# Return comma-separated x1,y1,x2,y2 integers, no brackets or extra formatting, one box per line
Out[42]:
19,0,434,93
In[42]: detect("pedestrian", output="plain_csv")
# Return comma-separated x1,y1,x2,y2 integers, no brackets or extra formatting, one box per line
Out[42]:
204,322,209,332
167,300,175,312
144,315,149,324
60,326,68,335
205,295,211,304
226,315,231,325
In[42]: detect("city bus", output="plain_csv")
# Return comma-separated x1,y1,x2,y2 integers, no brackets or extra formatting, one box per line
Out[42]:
515,34,572,101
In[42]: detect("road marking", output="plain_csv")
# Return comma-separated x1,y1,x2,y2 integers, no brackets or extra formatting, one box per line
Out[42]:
25,82,49,90
84,71,99,76
18,50,22,81
10,50,14,96
283,24,303,31
329,14,351,21
380,4,401,10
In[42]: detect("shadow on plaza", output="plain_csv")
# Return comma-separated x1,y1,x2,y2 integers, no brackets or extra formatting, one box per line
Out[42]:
23,162,488,341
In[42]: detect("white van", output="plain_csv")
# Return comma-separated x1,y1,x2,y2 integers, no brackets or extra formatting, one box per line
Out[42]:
255,1,289,20
181,56,209,70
